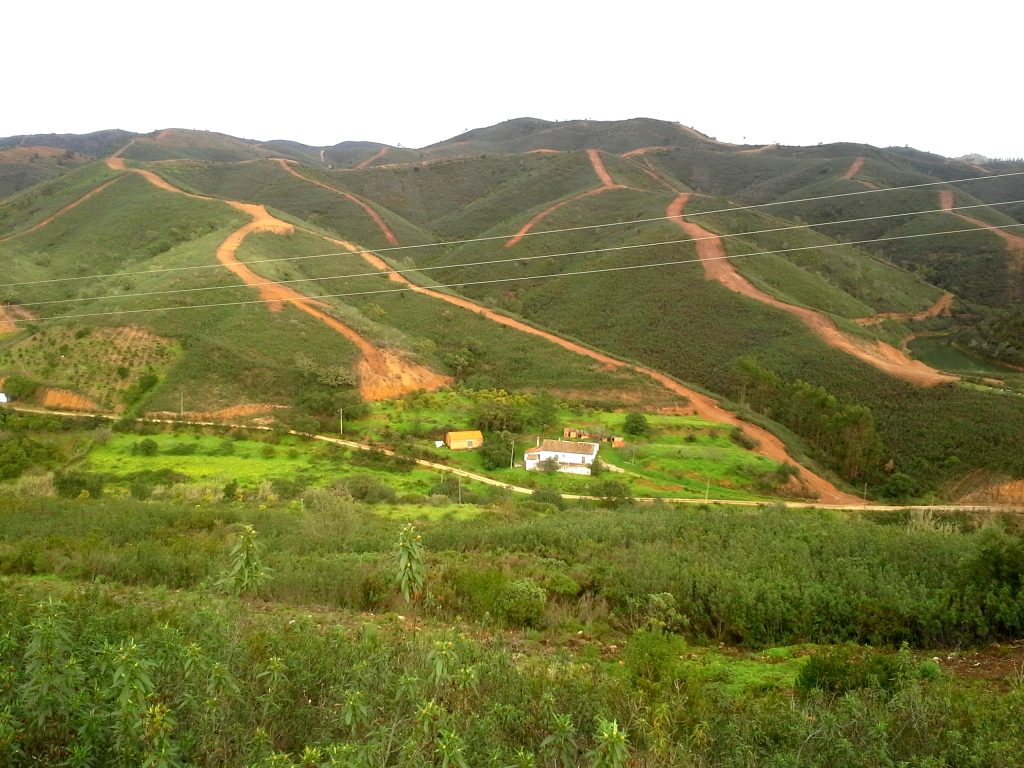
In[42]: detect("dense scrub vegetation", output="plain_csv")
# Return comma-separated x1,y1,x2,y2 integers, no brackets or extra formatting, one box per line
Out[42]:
3,492,1024,766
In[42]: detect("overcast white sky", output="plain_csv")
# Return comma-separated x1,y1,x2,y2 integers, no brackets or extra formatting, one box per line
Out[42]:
3,1,1020,158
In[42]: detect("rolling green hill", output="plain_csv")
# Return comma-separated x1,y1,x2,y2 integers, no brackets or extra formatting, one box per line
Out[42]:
2,119,1023,500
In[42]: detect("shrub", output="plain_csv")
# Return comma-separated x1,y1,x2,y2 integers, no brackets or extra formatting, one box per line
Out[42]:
342,475,397,504
499,578,547,627
795,646,904,695
53,471,104,499
531,488,566,509
623,412,648,436
131,438,159,456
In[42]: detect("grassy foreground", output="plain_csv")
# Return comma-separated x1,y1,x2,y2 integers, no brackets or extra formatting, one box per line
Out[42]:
2,492,1024,766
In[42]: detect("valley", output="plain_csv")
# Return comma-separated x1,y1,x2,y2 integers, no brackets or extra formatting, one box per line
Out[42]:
3,117,1024,767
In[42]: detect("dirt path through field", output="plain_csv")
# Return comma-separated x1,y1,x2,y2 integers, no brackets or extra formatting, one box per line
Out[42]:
841,157,865,180
941,190,1024,269
108,156,446,400
505,150,625,247
274,159,398,245
0,176,126,244
320,231,859,503
667,193,956,386
855,292,954,327
355,147,389,169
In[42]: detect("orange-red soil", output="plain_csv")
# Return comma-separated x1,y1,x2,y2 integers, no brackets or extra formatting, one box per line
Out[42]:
667,193,956,387
0,176,126,243
855,292,954,327
0,305,14,335
505,149,625,247
109,156,447,401
41,388,99,411
325,232,858,503
961,480,1024,505
941,190,1024,270
355,147,389,169
841,157,865,180
274,158,398,245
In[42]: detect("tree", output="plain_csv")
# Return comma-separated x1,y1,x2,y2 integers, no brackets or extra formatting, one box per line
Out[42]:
623,412,649,436
592,478,633,508
479,431,515,470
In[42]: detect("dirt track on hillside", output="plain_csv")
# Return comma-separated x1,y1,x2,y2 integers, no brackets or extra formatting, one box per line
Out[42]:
667,193,956,387
504,150,624,247
855,292,954,327
841,157,865,180
941,190,1024,270
274,159,398,245
0,176,126,243
355,147,389,169
322,231,858,503
106,157,446,400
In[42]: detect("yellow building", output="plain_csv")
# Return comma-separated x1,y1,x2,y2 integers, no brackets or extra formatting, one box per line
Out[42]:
444,430,484,450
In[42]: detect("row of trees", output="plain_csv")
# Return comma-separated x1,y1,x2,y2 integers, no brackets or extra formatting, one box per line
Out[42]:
737,358,884,481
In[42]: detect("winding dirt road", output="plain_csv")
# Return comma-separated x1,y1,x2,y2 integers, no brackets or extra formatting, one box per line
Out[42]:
274,159,398,245
355,147,389,169
0,176,126,244
505,149,625,247
104,157,446,400
323,231,859,503
841,157,865,180
855,292,954,327
667,193,956,387
941,190,1024,270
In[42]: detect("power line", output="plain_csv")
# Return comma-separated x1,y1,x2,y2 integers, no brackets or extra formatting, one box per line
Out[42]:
2,167,1022,291
8,197,1024,311
18,220,1024,326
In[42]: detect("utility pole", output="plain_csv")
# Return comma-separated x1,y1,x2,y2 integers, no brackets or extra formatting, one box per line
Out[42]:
179,391,183,419
705,477,710,502
457,474,462,504
339,408,344,436
510,439,515,469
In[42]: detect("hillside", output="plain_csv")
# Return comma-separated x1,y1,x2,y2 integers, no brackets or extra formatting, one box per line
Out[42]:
2,119,1024,501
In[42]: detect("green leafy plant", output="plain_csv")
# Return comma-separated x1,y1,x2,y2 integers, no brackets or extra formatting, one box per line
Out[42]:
216,525,270,597
394,524,426,603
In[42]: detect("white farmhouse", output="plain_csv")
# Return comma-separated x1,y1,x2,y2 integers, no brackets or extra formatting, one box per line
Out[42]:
524,439,600,475
0,393,8,404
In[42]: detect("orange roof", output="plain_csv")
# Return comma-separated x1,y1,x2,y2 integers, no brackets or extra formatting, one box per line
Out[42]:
446,430,484,441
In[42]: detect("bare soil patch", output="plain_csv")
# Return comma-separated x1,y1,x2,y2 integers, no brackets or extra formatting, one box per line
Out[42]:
841,156,865,180
0,146,66,161
667,193,956,387
961,480,1024,505
0,305,14,335
41,388,99,411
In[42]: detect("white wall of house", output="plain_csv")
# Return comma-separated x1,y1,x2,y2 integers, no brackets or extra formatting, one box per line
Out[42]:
524,444,599,473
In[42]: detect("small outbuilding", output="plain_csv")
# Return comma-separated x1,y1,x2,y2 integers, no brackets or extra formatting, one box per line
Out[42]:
0,393,8,404
524,439,600,475
444,430,484,450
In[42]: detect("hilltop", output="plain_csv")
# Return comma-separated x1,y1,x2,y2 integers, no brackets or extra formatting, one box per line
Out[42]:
2,118,1023,503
